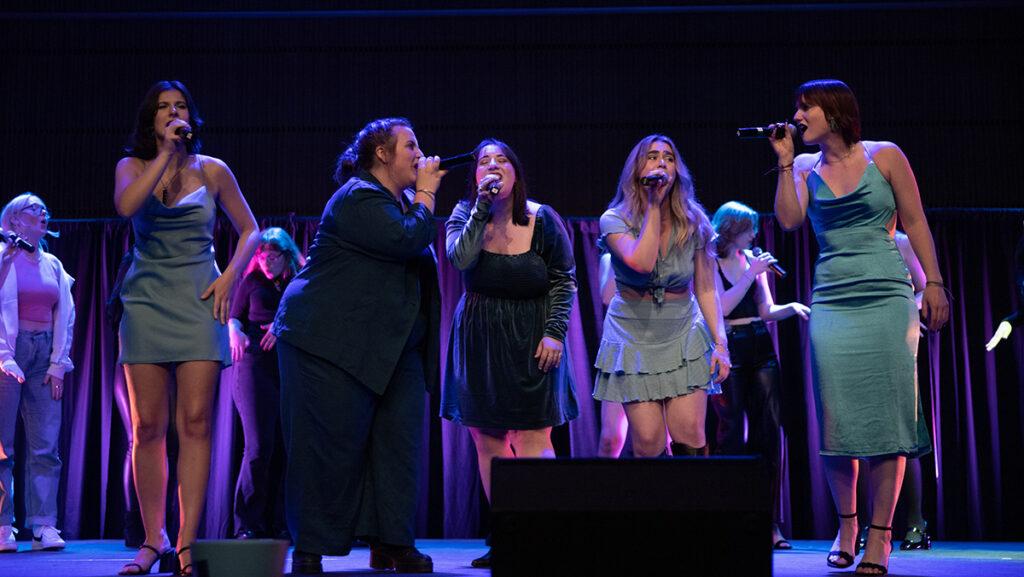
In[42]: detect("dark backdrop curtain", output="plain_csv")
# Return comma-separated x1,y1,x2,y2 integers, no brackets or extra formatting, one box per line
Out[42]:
6,210,1022,542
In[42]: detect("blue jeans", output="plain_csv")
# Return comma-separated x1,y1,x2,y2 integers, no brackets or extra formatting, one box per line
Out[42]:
0,330,61,526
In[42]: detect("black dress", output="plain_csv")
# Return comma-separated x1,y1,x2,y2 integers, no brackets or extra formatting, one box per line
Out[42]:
442,201,578,430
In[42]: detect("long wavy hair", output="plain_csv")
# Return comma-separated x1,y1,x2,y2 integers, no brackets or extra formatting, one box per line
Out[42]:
334,117,412,185
711,201,759,259
1,192,59,253
124,80,203,160
608,134,712,253
243,227,305,278
461,138,530,226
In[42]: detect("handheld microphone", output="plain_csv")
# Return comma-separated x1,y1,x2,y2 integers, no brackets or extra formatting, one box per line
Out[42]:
736,125,787,139
752,247,786,278
438,151,476,171
174,126,194,142
639,174,666,186
478,175,503,196
2,231,35,253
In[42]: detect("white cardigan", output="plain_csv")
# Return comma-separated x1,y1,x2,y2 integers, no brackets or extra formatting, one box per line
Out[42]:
0,245,75,380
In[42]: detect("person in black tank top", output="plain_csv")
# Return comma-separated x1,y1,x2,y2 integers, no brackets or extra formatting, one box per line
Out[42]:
710,201,809,551
442,139,578,568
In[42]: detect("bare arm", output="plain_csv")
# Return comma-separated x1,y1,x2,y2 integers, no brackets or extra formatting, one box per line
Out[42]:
694,247,730,383
769,125,811,230
604,206,662,275
114,154,171,217
716,258,759,316
877,142,948,330
756,273,810,321
202,158,260,323
598,253,616,306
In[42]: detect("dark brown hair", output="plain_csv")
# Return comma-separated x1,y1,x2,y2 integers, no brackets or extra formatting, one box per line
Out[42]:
125,80,203,160
334,117,412,184
796,79,861,146
463,138,529,226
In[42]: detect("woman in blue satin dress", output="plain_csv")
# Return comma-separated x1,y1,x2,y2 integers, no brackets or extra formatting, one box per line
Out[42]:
769,79,948,576
114,81,259,575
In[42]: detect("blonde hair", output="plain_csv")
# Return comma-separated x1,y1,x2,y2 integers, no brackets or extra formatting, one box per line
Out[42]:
1,192,58,252
608,134,712,252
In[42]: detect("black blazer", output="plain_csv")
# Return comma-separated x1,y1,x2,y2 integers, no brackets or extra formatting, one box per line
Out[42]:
274,170,440,395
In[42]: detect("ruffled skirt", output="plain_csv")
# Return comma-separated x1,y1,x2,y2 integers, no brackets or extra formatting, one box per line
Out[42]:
593,296,717,402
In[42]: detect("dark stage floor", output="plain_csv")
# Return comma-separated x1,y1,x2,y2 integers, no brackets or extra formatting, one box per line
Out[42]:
0,539,1022,576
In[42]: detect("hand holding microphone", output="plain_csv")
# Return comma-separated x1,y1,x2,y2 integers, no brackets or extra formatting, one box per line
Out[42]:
0,229,35,253
478,174,503,197
750,247,786,278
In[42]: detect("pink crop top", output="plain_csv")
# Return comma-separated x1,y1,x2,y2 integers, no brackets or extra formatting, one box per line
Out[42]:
14,255,59,324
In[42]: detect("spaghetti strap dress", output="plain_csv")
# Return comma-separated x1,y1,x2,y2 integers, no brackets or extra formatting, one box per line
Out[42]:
806,151,931,457
118,158,231,367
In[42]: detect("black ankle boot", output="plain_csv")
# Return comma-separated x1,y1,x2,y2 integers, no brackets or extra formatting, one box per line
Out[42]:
671,442,706,456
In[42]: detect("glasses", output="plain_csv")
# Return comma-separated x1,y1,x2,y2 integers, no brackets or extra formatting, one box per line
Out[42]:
22,204,49,217
257,250,285,261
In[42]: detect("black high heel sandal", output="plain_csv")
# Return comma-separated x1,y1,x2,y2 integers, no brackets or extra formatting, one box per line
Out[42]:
119,543,176,575
175,545,193,576
826,512,858,569
856,524,892,575
900,521,931,550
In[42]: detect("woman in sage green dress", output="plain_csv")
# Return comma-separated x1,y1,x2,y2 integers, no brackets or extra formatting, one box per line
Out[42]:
769,79,948,576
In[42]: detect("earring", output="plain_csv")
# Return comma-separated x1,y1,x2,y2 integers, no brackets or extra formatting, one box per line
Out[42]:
828,117,839,132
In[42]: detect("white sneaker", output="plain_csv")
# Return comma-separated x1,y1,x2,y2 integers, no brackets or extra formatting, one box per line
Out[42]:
31,525,65,551
0,525,17,552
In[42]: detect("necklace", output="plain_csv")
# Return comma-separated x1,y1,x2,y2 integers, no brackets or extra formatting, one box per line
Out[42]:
159,155,191,206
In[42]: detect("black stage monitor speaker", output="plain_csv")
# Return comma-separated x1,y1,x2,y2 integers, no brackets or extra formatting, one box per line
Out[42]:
491,457,771,577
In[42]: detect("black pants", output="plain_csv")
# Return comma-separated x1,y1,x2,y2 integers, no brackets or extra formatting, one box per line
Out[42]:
710,322,783,514
278,338,426,556
233,336,286,537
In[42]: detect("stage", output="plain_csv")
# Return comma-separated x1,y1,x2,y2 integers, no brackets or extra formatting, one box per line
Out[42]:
1,539,1022,576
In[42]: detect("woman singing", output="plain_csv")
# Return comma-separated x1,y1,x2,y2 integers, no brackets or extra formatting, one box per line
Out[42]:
114,81,259,575
769,79,948,575
593,134,730,458
442,139,578,568
274,118,443,574
709,200,809,550
227,227,304,540
0,193,75,553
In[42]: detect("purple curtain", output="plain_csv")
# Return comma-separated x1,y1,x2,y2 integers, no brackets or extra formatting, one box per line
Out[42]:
6,210,1021,541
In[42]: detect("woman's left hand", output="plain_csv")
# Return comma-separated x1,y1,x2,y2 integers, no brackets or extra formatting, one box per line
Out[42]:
534,336,564,373
201,272,237,324
789,302,810,320
259,323,277,351
45,374,63,401
921,284,949,332
711,345,730,384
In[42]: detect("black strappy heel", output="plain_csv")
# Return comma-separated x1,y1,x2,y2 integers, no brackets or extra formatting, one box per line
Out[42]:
856,524,892,575
826,512,858,569
175,545,193,576
119,543,176,575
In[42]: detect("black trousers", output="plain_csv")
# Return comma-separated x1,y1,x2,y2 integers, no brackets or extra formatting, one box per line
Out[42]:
233,338,286,536
278,337,426,556
710,321,783,515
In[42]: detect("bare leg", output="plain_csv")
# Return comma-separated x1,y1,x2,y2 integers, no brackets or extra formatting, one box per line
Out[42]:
597,402,627,458
122,364,172,573
623,401,668,457
467,428,514,502
857,455,906,575
664,390,707,449
173,361,220,574
823,455,859,566
509,428,555,458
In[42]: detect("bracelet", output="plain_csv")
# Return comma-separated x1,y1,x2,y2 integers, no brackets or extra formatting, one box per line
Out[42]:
777,162,794,171
926,280,944,287
714,342,728,351
416,189,436,199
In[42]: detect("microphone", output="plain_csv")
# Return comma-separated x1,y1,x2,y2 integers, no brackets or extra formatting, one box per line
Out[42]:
478,175,502,196
2,231,35,253
438,151,476,171
736,124,787,139
752,247,785,278
174,126,194,142
639,174,666,186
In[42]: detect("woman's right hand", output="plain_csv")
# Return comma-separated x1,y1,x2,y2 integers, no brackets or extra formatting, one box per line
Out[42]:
159,118,191,155
744,250,776,277
0,239,21,269
1,359,24,383
768,122,796,164
228,324,250,363
642,170,670,206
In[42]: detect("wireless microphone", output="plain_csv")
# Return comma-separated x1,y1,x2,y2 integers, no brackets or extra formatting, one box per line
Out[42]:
752,246,786,278
736,125,788,139
438,152,476,171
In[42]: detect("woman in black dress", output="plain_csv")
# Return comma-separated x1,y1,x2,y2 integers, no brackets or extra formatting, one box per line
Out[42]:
442,138,578,567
